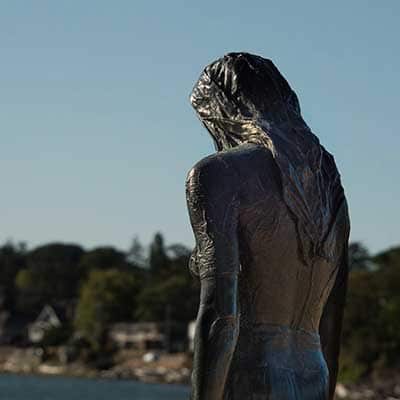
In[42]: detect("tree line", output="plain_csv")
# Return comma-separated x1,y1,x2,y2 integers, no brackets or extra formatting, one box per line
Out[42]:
340,243,400,381
0,233,199,351
0,236,399,381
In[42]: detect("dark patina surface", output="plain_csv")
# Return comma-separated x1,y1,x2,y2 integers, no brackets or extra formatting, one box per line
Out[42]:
186,53,350,400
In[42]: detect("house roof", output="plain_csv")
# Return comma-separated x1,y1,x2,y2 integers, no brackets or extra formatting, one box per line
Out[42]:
32,304,68,327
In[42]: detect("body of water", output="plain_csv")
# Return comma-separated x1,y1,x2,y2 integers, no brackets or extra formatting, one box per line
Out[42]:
0,374,190,400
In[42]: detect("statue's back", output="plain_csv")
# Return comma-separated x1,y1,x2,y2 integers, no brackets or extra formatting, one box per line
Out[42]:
219,143,349,399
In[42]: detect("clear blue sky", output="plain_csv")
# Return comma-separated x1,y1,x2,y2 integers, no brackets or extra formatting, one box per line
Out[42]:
1,1,399,254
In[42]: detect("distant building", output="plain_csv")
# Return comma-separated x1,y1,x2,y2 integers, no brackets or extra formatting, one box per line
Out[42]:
109,322,166,350
28,305,67,344
187,320,196,352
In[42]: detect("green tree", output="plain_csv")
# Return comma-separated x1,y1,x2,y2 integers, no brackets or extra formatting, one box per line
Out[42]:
136,274,199,322
136,244,199,323
167,244,192,259
374,246,400,270
127,236,146,268
149,232,169,275
79,246,128,276
74,269,140,350
340,245,400,381
348,242,372,271
15,243,84,312
0,241,26,311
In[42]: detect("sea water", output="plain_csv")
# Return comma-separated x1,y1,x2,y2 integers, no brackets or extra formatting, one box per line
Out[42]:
0,374,190,400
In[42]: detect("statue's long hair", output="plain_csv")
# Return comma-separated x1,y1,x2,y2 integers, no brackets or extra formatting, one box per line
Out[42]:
190,53,347,264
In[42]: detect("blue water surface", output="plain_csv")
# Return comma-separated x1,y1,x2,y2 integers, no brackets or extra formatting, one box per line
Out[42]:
0,374,190,400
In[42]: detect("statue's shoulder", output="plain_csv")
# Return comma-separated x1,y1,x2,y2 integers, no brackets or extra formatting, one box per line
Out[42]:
186,145,275,198
186,151,240,203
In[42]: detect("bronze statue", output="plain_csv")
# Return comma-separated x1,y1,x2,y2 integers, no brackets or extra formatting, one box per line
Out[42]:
186,53,350,400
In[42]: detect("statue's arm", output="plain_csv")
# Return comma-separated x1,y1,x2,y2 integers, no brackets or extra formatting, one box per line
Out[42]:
319,213,350,400
186,159,240,400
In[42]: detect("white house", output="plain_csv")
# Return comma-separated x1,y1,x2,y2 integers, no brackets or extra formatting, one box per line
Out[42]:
28,305,64,343
109,322,165,350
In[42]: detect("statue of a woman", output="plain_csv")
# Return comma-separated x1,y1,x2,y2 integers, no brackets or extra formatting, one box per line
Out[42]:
186,53,350,400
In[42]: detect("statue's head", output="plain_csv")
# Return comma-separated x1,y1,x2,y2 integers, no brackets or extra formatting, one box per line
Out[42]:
190,52,302,151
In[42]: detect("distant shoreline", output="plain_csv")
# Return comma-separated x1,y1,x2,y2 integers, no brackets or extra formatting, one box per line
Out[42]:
0,346,191,385
0,370,190,388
